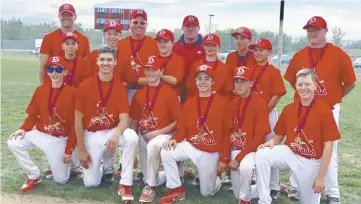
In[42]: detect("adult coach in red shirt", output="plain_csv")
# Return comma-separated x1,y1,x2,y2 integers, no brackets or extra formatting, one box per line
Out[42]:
284,16,356,204
173,15,205,102
39,3,90,85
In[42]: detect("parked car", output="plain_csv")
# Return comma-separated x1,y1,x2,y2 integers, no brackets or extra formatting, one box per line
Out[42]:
353,57,361,68
271,54,291,65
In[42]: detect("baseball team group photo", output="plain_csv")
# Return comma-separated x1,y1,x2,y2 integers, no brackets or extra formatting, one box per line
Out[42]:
1,1,360,204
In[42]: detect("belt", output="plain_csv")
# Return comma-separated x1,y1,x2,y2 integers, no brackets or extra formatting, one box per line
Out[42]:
230,146,243,151
127,83,142,90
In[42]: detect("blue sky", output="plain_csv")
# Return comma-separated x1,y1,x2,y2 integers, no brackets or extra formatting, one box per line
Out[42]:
1,0,360,40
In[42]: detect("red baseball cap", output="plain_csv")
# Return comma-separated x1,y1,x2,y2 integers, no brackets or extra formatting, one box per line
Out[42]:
233,66,253,81
59,3,76,16
195,64,215,78
183,15,199,26
231,27,252,39
202,33,221,46
61,32,78,43
47,56,67,69
130,9,147,21
103,20,122,33
155,29,174,41
249,38,272,51
303,16,327,29
144,56,164,70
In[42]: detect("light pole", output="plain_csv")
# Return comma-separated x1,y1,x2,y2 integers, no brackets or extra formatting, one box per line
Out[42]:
209,14,215,33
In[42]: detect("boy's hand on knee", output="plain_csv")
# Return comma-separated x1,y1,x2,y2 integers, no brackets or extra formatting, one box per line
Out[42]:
229,159,239,171
63,153,72,164
8,129,25,140
79,150,92,169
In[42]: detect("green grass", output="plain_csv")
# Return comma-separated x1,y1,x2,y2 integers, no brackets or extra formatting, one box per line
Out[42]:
1,54,361,204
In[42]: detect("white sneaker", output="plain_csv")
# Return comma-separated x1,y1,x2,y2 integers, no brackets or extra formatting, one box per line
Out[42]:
212,176,222,195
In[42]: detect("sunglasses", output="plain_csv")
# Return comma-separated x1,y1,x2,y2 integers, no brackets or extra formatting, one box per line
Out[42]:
47,66,64,73
132,21,146,26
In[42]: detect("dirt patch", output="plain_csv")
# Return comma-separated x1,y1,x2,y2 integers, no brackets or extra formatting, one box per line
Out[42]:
0,194,103,204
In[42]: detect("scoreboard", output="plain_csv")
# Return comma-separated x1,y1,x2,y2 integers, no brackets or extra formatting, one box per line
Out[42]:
94,7,138,30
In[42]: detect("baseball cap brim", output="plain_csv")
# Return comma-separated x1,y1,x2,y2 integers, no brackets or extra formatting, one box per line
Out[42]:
302,25,324,30
154,36,172,41
249,44,270,50
202,41,219,46
233,76,250,81
62,36,78,43
231,32,250,39
48,63,66,69
59,10,75,15
144,65,161,70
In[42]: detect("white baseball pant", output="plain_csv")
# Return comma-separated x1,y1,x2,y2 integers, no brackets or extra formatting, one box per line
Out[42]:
7,130,71,184
127,89,137,105
266,108,280,191
290,103,340,198
138,134,171,187
161,141,222,196
82,128,138,187
230,150,258,201
256,145,322,204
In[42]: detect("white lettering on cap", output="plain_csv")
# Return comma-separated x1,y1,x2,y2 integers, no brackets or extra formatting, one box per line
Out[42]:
109,20,116,27
255,38,262,45
308,17,316,24
236,67,245,75
198,65,210,71
136,9,144,14
147,56,155,64
63,4,69,9
52,57,60,63
159,29,165,36
188,16,194,21
206,34,214,41
66,32,73,37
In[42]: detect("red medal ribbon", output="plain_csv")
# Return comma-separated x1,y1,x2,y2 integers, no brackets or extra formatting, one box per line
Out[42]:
67,58,77,86
308,44,328,69
251,63,268,92
48,84,65,114
197,93,215,127
96,74,115,106
296,99,316,133
130,38,145,59
145,83,162,112
236,94,253,129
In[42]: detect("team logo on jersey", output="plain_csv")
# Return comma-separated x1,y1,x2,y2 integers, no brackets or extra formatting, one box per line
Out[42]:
88,102,115,129
230,120,247,150
138,107,159,134
313,68,327,96
51,57,60,63
308,17,317,25
290,127,316,158
44,108,68,135
190,121,216,146
206,34,214,41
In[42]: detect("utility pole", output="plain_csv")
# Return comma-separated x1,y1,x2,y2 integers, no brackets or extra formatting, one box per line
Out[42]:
277,0,285,69
209,14,215,33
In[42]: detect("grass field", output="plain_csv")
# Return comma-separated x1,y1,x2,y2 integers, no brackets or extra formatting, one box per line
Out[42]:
1,52,361,204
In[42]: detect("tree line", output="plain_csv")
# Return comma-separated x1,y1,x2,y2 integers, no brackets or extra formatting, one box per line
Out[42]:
1,18,360,53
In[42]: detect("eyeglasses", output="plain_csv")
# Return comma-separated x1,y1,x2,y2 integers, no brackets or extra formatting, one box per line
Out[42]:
47,66,64,73
132,21,146,26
